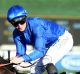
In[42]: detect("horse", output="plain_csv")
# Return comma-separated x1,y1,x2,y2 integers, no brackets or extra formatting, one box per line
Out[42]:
0,56,19,74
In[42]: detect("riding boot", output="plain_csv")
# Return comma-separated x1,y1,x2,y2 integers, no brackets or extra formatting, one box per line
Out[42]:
46,63,58,74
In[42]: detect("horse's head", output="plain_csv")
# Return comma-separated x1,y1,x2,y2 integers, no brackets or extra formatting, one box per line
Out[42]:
0,56,17,74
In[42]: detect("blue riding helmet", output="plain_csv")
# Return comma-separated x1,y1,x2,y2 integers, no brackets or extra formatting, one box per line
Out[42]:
7,5,28,22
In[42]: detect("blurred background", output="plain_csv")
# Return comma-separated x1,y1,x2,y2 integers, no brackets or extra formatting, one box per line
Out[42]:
0,0,80,74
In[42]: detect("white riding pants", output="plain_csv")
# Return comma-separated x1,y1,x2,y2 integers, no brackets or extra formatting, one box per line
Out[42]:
43,30,73,65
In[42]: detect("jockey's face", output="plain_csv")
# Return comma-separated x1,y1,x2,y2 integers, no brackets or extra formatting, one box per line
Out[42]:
11,16,27,32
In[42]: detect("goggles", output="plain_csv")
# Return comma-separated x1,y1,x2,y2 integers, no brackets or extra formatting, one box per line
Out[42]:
10,16,26,27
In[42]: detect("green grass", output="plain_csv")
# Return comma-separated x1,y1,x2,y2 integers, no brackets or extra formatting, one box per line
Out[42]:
17,69,77,74
1,0,80,17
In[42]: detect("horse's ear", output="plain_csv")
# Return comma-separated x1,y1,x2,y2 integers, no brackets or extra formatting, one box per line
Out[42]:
0,56,4,60
0,56,9,64
0,56,4,63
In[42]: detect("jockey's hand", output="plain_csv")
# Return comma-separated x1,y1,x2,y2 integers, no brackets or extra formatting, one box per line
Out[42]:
10,56,24,64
